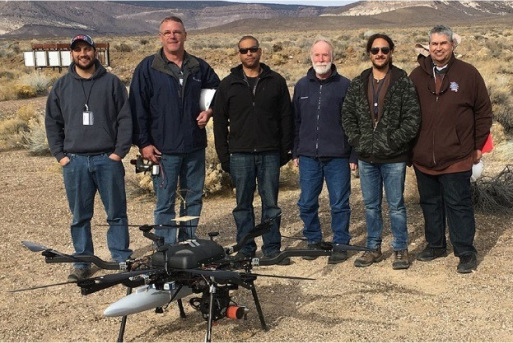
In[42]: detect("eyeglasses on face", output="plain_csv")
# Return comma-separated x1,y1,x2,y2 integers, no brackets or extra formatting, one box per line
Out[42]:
370,47,391,55
160,30,183,38
239,46,259,54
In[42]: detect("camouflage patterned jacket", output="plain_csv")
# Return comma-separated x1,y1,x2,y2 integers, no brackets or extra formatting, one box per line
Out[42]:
341,65,421,164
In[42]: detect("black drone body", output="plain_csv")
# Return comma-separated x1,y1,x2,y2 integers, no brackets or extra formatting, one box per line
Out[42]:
15,216,370,342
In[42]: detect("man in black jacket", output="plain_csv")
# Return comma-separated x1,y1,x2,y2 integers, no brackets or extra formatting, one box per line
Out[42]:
213,35,293,265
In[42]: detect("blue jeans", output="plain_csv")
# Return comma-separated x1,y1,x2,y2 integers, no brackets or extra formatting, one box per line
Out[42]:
230,151,282,256
414,167,476,257
298,157,351,245
358,161,408,251
63,154,132,268
153,149,205,244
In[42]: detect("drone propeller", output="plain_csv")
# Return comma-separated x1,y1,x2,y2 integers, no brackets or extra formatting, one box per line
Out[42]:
225,214,279,255
10,280,77,293
21,241,82,261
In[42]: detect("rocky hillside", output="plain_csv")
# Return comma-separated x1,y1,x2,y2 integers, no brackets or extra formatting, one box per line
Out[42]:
1,1,513,38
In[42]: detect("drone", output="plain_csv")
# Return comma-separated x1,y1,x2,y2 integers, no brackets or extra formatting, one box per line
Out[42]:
13,215,370,342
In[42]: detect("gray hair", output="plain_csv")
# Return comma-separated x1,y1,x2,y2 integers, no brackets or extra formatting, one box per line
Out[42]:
428,25,454,43
311,36,334,60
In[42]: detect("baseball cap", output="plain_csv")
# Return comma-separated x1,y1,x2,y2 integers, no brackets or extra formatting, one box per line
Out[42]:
70,34,95,49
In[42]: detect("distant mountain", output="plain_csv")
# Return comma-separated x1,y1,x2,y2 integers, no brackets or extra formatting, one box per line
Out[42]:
0,1,512,38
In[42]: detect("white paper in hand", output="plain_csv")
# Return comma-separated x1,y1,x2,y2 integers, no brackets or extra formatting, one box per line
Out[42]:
199,89,216,111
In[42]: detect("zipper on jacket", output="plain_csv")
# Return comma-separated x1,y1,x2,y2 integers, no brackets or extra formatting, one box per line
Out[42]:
315,84,322,154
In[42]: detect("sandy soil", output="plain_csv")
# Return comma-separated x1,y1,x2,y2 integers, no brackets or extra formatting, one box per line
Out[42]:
1,149,512,342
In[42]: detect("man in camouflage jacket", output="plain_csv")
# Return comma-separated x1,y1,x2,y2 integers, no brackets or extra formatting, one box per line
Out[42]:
342,33,420,270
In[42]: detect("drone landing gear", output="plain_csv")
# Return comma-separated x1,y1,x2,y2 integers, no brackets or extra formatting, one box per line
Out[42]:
193,278,268,342
117,287,132,343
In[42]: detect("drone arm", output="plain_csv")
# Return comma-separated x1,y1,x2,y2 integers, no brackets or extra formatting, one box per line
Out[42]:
256,244,371,266
255,249,330,266
225,215,279,254
43,253,123,270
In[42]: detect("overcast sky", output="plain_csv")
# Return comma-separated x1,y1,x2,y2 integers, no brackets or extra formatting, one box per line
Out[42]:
225,0,356,6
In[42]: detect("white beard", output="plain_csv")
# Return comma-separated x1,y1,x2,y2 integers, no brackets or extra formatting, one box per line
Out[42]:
313,61,332,75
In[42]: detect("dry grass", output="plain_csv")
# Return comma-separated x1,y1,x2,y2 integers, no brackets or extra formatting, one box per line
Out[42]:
0,23,512,192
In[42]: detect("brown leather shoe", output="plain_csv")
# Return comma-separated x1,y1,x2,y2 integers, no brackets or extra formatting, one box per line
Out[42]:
354,246,383,267
392,249,410,270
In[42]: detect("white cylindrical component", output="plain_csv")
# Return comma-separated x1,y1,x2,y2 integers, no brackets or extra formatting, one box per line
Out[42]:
103,284,193,317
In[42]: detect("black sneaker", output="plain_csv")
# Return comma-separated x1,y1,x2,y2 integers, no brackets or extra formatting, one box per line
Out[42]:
262,252,291,266
457,252,477,274
416,246,448,261
67,267,91,282
303,242,322,260
328,250,348,264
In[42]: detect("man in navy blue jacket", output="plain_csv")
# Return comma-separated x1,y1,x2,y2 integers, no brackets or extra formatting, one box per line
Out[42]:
292,37,357,264
130,16,220,244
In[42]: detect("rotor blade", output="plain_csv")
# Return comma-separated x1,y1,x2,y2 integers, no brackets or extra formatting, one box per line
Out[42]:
248,273,316,281
332,243,372,252
99,224,197,228
10,281,76,293
226,214,280,254
21,241,82,261
22,241,50,252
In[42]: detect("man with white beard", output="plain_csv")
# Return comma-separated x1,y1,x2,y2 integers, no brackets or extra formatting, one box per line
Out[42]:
292,37,356,264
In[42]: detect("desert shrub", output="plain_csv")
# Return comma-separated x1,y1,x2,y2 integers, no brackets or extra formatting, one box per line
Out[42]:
0,85,18,101
16,72,52,97
0,117,29,150
472,164,513,213
22,115,50,155
17,105,38,122
14,84,37,99
494,109,513,133
140,39,149,45
115,43,133,52
272,42,283,52
0,70,15,79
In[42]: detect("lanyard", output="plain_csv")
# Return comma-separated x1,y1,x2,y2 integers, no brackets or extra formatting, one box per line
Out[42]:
80,79,96,111
371,69,390,115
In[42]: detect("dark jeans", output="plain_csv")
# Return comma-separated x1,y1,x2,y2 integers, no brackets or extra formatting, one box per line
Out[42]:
414,167,477,256
63,154,132,268
298,156,351,245
230,151,282,256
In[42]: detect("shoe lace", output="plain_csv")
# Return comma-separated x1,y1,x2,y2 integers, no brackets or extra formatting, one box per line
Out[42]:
396,250,407,259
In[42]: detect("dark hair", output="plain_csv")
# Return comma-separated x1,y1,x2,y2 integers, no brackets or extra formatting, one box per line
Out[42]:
366,33,395,53
160,16,185,30
238,35,259,48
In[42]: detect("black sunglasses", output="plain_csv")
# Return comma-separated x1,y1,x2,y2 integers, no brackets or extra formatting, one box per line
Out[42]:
370,47,391,55
239,46,259,54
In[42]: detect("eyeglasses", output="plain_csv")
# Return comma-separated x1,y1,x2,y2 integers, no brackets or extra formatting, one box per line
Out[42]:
160,30,183,38
370,47,391,55
239,46,259,54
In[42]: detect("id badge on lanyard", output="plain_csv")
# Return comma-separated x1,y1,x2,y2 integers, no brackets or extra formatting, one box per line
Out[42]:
83,104,94,126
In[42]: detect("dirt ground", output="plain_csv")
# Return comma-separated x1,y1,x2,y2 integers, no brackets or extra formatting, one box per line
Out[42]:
1,148,512,342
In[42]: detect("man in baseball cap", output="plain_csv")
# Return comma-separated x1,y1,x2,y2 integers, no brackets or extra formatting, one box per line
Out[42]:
70,34,95,49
